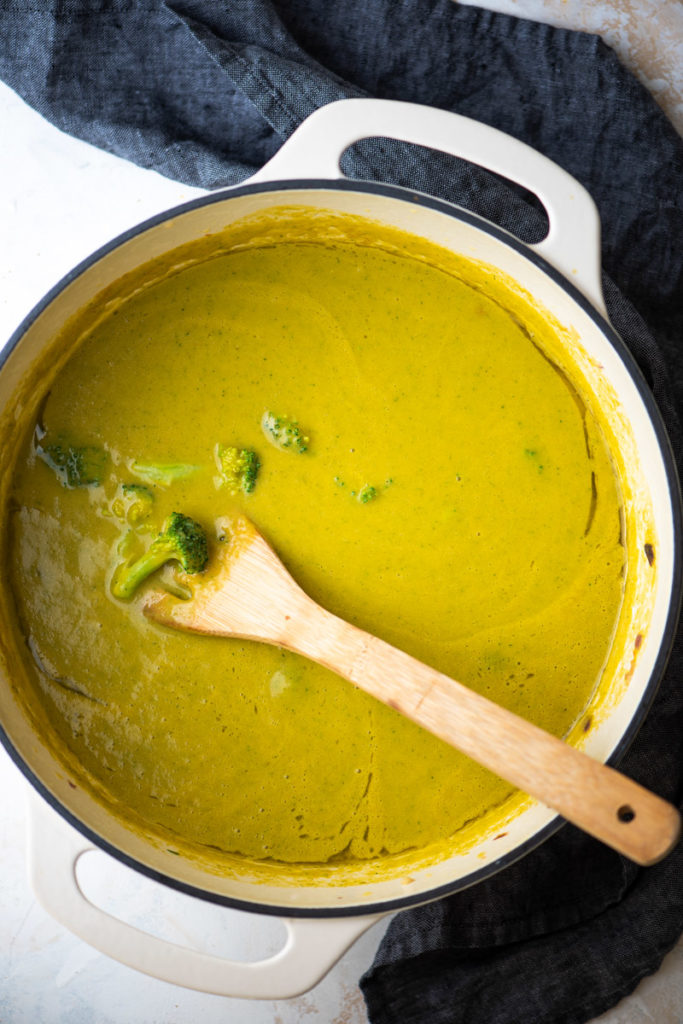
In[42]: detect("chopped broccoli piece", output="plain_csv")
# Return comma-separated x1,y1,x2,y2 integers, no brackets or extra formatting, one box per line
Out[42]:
335,474,392,503
261,411,309,454
111,511,208,600
215,445,260,495
129,461,201,487
37,438,108,488
111,483,155,524
357,484,378,504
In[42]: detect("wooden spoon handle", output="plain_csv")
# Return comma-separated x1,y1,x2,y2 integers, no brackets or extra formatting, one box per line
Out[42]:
297,605,680,866
145,522,680,866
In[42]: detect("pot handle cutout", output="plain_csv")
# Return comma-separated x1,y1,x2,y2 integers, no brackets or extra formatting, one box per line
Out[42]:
27,791,384,998
248,98,606,316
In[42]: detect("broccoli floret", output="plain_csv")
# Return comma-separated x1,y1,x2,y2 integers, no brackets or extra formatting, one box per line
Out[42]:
38,438,108,488
215,445,260,494
111,511,208,600
335,478,383,503
357,484,378,504
130,462,201,487
111,483,155,524
261,411,309,454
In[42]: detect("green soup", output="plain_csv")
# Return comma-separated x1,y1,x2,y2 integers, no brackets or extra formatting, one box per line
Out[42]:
6,214,625,870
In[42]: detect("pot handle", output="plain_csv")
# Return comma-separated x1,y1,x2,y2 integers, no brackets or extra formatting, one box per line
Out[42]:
248,98,606,315
27,791,383,998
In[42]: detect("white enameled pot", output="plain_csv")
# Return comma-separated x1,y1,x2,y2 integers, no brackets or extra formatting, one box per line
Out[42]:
0,99,680,998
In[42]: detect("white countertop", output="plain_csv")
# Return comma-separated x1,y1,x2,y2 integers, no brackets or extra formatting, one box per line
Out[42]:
1,3,682,1021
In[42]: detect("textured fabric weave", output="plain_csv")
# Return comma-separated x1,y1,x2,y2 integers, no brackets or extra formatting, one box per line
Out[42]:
2,3,682,1021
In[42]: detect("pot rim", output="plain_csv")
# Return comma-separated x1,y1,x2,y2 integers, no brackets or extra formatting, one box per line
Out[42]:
1,177,681,919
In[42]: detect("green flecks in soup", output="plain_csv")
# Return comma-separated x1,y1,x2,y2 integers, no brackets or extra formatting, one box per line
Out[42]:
7,229,625,867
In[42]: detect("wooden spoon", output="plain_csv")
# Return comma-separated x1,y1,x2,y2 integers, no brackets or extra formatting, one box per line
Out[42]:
145,516,680,866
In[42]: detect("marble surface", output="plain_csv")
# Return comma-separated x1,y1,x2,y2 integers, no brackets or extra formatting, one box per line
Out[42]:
1,3,682,1021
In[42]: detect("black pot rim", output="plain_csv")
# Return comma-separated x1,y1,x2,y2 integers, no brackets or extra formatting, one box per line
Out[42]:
1,177,681,920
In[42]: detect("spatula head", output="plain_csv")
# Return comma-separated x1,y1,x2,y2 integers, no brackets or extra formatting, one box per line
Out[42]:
144,515,306,643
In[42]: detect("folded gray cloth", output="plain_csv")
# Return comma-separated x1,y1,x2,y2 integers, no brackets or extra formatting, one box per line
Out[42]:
2,3,681,1021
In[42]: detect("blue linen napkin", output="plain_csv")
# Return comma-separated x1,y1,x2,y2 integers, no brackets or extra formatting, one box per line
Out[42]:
1,3,681,1021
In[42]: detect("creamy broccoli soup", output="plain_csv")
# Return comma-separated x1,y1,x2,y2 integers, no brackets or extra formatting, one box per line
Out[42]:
6,212,626,870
